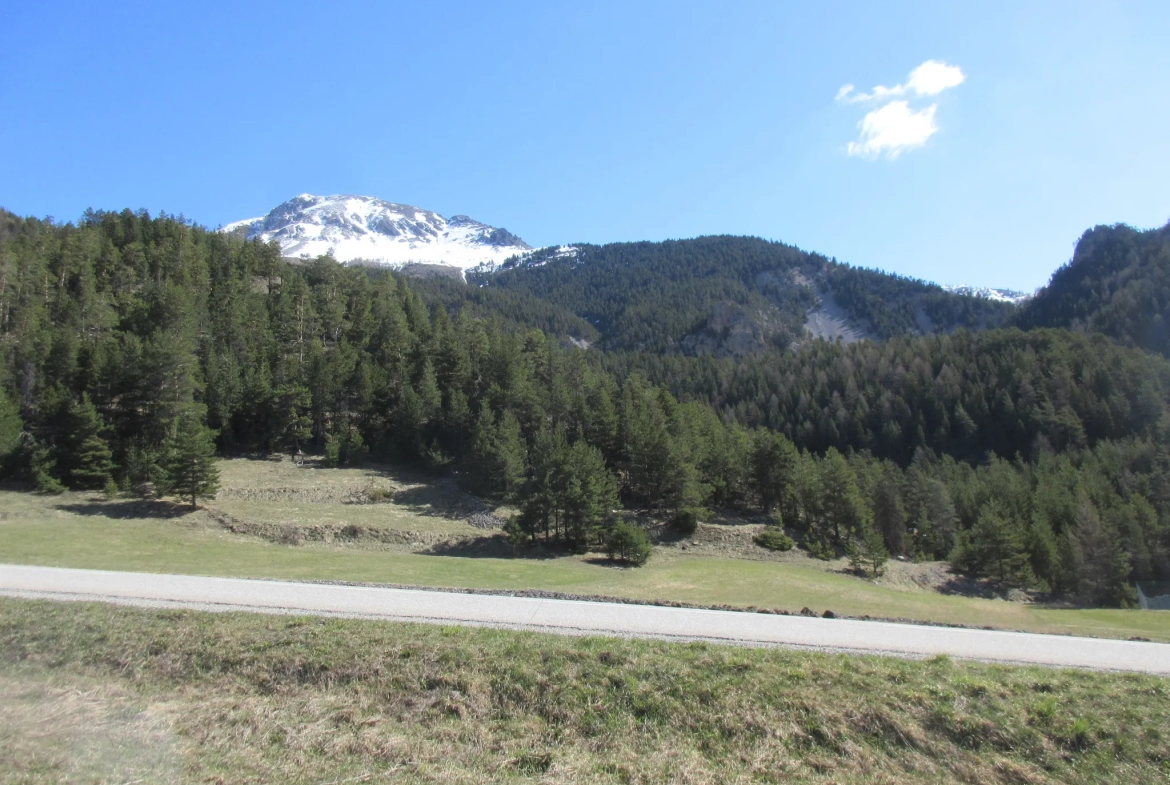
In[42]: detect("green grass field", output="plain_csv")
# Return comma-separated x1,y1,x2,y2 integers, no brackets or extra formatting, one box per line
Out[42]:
2,501,1167,642
2,457,1169,642
2,597,1168,784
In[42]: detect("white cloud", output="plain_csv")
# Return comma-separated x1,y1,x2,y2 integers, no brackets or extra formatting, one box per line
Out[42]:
837,60,963,159
834,83,856,102
846,100,939,159
905,60,966,96
836,59,965,103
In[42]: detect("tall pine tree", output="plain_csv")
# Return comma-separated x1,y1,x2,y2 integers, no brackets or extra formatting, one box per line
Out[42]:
161,408,220,508
66,395,115,490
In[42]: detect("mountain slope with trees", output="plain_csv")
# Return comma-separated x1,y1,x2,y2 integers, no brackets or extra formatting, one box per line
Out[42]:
1014,221,1170,357
468,236,1017,353
595,328,1170,465
1,208,1167,605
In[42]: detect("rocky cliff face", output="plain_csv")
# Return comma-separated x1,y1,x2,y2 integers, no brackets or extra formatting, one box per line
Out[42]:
679,302,773,357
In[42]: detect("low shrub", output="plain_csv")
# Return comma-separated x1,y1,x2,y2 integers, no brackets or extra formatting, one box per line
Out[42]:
804,535,835,560
754,527,795,551
605,521,652,566
365,485,393,503
324,429,370,468
323,435,342,468
671,507,701,536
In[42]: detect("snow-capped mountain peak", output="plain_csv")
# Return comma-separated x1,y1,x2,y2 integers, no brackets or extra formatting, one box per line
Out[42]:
222,194,531,272
942,284,1032,305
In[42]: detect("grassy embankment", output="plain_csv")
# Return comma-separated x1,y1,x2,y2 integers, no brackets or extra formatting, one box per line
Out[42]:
1,458,1169,642
2,597,1168,785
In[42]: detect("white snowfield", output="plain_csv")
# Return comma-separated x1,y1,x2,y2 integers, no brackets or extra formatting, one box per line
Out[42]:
942,284,1032,304
222,194,531,271
2,565,1168,675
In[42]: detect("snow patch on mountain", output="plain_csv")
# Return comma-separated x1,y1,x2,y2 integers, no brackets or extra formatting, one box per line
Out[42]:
222,194,531,272
467,244,582,278
942,285,1032,305
517,245,580,269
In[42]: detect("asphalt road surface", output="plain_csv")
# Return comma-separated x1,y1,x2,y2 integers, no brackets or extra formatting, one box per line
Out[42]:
2,564,1168,674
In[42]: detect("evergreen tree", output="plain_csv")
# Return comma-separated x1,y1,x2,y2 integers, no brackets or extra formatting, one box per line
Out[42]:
605,520,652,566
906,471,957,559
583,382,620,462
0,388,22,474
24,435,65,494
66,395,114,490
161,409,220,508
750,430,797,514
872,465,907,556
509,425,567,545
858,521,890,576
272,384,312,455
955,508,1033,587
468,407,527,499
817,448,870,546
508,425,618,551
1060,498,1135,606
122,440,163,497
846,521,889,577
324,422,369,468
620,378,703,511
1026,515,1062,592
559,440,620,549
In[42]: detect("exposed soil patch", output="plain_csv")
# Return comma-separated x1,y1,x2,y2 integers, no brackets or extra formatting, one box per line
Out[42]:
665,521,811,564
467,511,508,530
389,477,500,520
216,485,376,504
871,560,1042,602
205,509,482,551
207,457,510,548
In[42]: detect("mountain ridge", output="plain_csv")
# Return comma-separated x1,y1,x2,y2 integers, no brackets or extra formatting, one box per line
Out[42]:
222,194,531,271
462,236,1018,355
225,193,1032,297
1013,221,1170,357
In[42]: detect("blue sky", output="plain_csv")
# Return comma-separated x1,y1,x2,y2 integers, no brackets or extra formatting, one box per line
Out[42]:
2,1,1167,291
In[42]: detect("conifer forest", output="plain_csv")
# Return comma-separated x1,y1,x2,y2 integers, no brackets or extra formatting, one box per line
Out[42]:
2,208,1168,604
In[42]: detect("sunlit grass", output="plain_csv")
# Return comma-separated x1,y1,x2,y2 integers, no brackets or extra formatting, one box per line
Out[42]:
2,597,1167,784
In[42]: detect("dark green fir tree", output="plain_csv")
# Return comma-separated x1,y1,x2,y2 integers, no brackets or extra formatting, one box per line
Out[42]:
161,408,220,508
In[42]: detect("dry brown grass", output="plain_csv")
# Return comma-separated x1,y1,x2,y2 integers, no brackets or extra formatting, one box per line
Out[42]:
211,457,503,540
2,597,1168,784
0,673,184,783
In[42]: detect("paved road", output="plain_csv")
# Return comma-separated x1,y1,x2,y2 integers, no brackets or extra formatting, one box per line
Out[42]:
2,564,1168,674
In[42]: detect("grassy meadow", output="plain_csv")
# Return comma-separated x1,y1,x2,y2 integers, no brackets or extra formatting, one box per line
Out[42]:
2,597,1168,784
1,457,1169,642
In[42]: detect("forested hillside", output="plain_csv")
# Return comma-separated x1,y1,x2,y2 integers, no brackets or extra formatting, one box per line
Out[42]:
0,208,1167,605
596,329,1170,465
1015,221,1170,357
406,275,600,343
468,237,1016,353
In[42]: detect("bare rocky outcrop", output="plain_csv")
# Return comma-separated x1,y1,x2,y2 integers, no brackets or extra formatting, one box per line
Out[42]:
802,287,868,343
679,302,771,357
